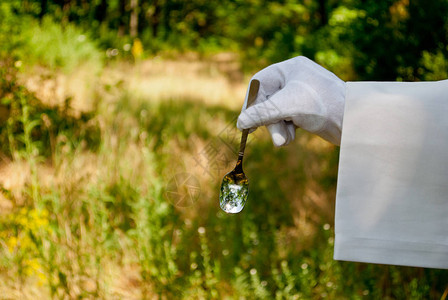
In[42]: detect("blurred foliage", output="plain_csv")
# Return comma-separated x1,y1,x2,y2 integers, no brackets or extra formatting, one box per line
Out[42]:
1,0,448,298
0,3,102,73
2,0,448,79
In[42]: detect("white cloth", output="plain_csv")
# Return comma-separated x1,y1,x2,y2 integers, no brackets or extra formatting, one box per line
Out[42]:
335,80,448,269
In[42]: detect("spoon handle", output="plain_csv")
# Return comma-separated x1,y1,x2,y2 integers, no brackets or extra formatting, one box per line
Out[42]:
238,129,250,158
237,79,260,159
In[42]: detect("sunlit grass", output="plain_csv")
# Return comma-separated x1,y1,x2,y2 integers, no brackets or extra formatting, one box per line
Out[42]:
0,55,447,299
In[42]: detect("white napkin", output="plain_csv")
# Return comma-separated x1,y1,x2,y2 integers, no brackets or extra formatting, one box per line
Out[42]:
334,80,448,269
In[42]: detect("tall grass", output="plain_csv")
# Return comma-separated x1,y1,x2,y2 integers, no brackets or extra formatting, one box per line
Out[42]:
0,20,447,297
26,17,102,73
0,3,102,74
1,76,447,299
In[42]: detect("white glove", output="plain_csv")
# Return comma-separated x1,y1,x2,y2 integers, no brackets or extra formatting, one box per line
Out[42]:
237,56,346,146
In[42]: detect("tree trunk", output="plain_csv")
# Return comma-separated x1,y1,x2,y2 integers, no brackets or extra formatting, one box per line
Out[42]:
130,0,139,37
151,0,161,38
39,0,48,20
63,0,72,12
118,0,127,36
318,0,328,27
95,0,108,24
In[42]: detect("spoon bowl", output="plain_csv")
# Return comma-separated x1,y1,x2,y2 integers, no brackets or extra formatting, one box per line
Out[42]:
219,142,249,213
219,79,259,214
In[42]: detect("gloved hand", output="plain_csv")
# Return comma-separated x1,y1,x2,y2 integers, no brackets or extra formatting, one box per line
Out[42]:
237,56,346,146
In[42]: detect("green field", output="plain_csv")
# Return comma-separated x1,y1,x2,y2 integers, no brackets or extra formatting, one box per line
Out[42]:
1,1,448,299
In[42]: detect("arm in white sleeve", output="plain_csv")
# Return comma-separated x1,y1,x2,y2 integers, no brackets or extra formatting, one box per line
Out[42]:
335,80,448,269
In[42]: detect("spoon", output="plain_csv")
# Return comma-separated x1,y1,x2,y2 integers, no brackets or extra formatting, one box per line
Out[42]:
219,79,260,213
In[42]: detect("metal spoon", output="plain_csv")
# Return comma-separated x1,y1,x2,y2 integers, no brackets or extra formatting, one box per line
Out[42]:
219,79,260,213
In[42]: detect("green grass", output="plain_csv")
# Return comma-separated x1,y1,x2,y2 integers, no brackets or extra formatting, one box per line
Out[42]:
0,3,102,74
0,14,447,297
1,75,448,299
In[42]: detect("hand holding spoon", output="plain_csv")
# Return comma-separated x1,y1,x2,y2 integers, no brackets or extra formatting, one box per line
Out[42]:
219,79,260,213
